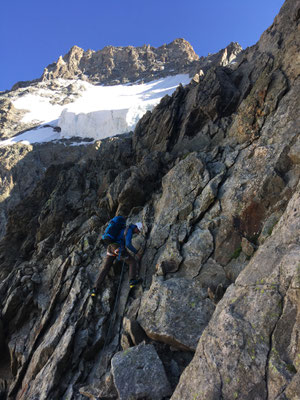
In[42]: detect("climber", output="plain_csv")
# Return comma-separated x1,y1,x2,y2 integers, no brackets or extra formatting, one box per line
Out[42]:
91,218,143,297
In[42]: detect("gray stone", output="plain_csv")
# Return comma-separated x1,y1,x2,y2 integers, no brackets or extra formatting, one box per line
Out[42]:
138,277,215,351
0,319,4,350
79,373,118,399
71,252,81,267
224,251,249,282
31,273,41,284
224,149,239,168
285,372,300,400
288,137,300,164
24,267,34,275
172,185,300,400
258,212,282,244
120,333,132,350
20,275,31,283
25,282,34,292
188,173,223,224
39,40,242,89
195,258,229,289
181,227,214,277
122,317,147,346
150,153,207,247
111,344,171,400
154,224,184,275
2,287,23,321
241,237,255,257
171,284,283,400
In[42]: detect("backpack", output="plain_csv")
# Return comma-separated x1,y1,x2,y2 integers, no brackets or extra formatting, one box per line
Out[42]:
102,216,126,245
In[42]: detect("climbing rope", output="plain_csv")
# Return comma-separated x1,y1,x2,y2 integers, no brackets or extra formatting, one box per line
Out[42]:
98,260,126,361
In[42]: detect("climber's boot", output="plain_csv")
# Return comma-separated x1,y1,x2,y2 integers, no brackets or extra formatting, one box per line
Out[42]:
129,278,143,289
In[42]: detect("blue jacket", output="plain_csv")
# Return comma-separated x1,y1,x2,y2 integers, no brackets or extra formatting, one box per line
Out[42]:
117,224,138,254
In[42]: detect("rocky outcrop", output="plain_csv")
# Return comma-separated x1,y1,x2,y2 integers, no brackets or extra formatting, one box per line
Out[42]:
8,40,242,91
132,64,242,158
111,344,172,400
41,39,199,85
40,39,242,86
0,141,98,239
0,100,28,140
172,183,300,400
0,79,91,138
138,277,215,351
0,1,299,399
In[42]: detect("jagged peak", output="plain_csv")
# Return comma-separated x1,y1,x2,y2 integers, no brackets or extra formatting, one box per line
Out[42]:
69,44,84,53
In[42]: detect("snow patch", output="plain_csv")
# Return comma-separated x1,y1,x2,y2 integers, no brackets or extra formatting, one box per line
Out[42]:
0,126,61,147
1,74,191,146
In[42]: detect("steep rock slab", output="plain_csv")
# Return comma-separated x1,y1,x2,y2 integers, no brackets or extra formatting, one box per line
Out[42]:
0,141,95,240
171,184,300,400
214,79,300,265
111,344,171,400
152,153,208,234
149,152,209,251
133,66,240,157
181,227,214,277
138,277,215,351
172,284,282,400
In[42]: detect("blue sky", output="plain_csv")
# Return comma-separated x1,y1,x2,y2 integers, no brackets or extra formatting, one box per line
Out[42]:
1,0,284,91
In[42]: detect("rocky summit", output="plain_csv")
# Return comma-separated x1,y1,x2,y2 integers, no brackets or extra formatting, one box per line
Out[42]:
12,39,241,88
0,0,299,399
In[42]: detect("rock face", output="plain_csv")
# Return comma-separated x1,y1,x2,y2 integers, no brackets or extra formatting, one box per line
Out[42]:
0,99,27,140
138,277,215,351
0,1,299,399
39,39,241,86
41,39,198,85
0,141,98,239
172,184,300,400
0,79,93,139
111,344,172,400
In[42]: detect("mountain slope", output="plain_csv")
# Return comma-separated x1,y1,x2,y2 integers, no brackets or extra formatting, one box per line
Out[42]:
0,1,299,399
0,40,242,143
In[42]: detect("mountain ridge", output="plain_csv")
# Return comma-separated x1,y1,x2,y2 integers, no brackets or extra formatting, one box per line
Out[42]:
11,39,242,90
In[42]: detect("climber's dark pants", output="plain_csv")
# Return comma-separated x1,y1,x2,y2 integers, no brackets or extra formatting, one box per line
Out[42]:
94,243,137,290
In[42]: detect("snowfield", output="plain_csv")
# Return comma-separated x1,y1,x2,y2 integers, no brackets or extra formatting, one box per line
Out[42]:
0,74,191,146
0,126,61,147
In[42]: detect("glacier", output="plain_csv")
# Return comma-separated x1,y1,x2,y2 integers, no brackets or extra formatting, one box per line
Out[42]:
0,74,191,146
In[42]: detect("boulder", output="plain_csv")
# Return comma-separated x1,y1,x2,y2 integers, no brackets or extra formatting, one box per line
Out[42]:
122,317,148,346
194,258,228,289
138,277,215,351
154,224,185,275
241,237,255,257
111,344,172,400
79,373,118,400
224,251,249,282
